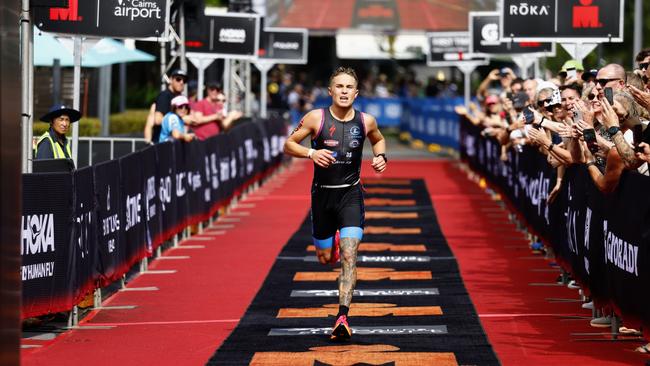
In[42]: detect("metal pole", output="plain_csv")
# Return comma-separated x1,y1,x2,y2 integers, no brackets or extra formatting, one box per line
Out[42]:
245,61,252,117
633,0,643,69
53,59,61,105
179,4,187,95
21,0,32,173
119,63,126,112
463,70,471,107
260,68,267,118
223,60,231,111
72,36,82,166
197,64,205,101
160,41,167,91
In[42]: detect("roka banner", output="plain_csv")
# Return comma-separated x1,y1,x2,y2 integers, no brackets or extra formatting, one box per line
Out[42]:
500,0,624,42
460,117,650,331
34,0,170,39
21,119,286,319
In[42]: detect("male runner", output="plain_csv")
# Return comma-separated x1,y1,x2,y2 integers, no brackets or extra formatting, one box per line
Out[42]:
283,67,387,340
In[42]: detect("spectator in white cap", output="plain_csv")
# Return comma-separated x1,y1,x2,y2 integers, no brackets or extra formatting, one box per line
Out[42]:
159,95,194,143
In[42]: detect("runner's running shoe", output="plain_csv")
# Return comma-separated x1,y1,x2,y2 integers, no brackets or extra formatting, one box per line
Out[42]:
329,230,340,265
330,315,351,340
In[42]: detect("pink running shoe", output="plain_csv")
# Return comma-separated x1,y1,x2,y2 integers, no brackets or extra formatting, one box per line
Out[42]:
330,315,352,340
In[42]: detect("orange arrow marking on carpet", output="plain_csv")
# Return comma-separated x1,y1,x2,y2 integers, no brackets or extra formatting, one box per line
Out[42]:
365,211,419,219
293,267,432,281
364,226,421,234
277,303,443,318
365,198,416,206
250,345,458,366
306,243,426,252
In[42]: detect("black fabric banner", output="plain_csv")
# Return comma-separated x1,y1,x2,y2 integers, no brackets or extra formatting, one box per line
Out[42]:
21,172,75,318
93,160,124,286
72,167,97,302
21,119,286,318
119,151,147,269
460,117,650,330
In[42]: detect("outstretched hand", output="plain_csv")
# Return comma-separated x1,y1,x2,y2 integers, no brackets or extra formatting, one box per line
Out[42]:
371,155,386,173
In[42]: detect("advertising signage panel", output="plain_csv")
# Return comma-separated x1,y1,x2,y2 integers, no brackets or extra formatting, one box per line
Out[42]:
470,11,553,55
34,0,170,39
259,28,308,64
185,13,261,59
500,0,624,42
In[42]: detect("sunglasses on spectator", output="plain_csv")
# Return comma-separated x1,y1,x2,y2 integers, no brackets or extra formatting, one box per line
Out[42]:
595,78,620,87
174,77,186,83
177,104,190,110
587,93,599,101
639,62,649,70
537,98,552,107
216,98,226,102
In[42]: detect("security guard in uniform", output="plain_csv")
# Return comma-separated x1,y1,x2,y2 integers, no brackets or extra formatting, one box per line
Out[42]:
34,105,81,160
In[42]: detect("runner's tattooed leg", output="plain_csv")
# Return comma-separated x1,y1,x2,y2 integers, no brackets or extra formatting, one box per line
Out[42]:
338,237,360,307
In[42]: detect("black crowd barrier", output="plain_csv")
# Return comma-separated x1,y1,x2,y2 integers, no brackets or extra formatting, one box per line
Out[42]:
460,118,650,332
20,119,287,318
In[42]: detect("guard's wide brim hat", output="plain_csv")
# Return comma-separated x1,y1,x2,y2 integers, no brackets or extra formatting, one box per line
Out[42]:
40,105,81,123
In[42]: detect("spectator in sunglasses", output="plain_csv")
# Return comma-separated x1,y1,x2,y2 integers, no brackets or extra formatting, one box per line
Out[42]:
633,48,650,78
145,69,190,143
159,95,194,143
594,64,626,97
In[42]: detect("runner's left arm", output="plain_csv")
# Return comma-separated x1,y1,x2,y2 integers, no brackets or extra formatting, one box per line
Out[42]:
364,113,386,173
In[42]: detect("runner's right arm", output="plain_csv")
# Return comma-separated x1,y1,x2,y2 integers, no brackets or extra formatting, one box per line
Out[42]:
283,110,336,168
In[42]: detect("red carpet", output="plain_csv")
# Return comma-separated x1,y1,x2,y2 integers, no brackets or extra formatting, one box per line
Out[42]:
21,159,648,365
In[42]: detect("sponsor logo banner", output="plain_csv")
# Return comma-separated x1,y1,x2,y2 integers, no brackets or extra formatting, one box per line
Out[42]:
268,325,448,336
290,288,440,297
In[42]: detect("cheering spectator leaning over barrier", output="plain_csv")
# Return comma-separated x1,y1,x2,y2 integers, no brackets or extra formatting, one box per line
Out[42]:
583,91,642,193
191,82,243,140
159,96,194,143
283,66,387,342
35,104,81,161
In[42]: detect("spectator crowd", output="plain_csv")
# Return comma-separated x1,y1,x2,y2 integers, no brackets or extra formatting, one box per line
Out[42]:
456,52,650,354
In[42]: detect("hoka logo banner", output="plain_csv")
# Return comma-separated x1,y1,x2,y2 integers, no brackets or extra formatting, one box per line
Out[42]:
49,0,82,21
21,214,55,255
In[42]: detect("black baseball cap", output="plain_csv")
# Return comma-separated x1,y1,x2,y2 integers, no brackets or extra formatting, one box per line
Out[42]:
581,69,598,81
170,69,188,80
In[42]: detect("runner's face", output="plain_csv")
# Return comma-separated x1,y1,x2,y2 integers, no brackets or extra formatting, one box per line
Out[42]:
328,74,358,108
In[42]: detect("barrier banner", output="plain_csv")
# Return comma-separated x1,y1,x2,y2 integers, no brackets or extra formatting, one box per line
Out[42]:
119,152,147,268
402,97,463,149
21,119,286,318
602,173,650,324
186,139,207,222
174,141,190,229
153,141,178,241
72,167,97,301
21,172,75,318
140,146,162,253
460,117,650,330
93,160,124,286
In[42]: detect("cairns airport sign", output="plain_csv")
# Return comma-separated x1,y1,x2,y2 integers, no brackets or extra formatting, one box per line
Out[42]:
34,0,171,39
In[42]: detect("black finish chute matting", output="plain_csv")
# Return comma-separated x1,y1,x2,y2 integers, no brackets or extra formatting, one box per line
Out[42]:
208,179,498,366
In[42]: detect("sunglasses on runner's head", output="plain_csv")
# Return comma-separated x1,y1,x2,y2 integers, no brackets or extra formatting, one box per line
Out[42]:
639,62,649,71
596,78,620,87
